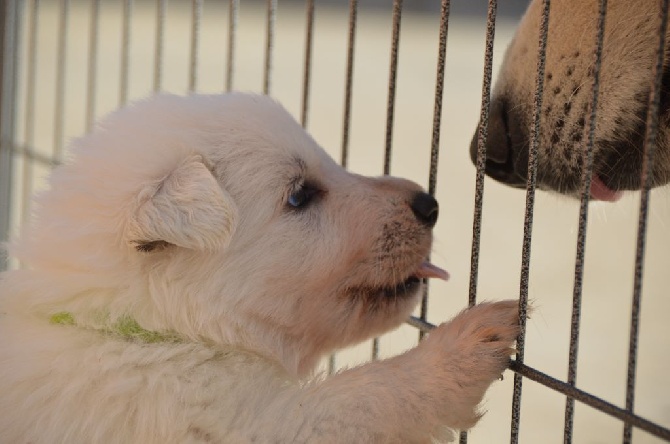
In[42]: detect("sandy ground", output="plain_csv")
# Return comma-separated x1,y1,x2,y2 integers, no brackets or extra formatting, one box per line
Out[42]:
8,1,670,442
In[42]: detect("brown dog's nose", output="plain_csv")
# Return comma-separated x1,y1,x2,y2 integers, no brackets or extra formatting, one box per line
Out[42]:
410,192,438,228
470,96,527,189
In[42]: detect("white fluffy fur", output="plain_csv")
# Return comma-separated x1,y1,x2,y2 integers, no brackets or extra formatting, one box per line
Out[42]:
0,93,519,443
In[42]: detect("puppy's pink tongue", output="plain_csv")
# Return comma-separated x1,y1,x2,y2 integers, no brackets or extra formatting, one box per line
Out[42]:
415,262,449,281
590,175,623,202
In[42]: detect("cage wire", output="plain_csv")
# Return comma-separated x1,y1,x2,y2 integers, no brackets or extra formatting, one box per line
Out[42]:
0,0,669,442
563,0,607,441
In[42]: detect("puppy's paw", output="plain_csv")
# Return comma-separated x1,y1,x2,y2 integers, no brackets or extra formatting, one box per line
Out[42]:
421,300,522,429
444,300,520,378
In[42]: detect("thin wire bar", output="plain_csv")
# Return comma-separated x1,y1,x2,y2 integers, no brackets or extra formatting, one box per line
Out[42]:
263,0,277,95
340,0,357,168
371,339,379,363
300,0,314,128
467,0,497,308
406,315,434,332
563,1,606,442
623,0,669,442
330,0,358,373
382,0,403,176
465,6,498,434
327,354,336,375
513,361,670,442
119,0,132,106
85,0,100,132
53,0,69,162
12,144,60,168
406,315,670,442
189,0,202,93
21,0,39,226
0,0,20,271
427,0,450,198
509,1,551,442
226,0,238,92
153,0,167,93
420,0,451,342
372,0,404,362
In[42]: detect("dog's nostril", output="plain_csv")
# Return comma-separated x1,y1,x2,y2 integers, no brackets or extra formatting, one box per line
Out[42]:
470,97,511,166
469,96,527,189
410,192,439,228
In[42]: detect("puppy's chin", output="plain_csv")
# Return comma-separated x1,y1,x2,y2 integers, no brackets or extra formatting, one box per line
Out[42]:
336,282,424,347
346,276,423,312
344,259,447,314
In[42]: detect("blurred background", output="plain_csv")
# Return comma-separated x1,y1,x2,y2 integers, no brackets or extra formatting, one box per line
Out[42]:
2,0,669,442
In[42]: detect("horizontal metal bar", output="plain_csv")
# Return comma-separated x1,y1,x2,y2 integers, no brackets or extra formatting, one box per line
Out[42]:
406,315,435,332
406,316,670,441
11,142,61,167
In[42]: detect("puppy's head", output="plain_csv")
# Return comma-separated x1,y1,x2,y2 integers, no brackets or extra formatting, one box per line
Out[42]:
470,0,670,200
12,93,446,375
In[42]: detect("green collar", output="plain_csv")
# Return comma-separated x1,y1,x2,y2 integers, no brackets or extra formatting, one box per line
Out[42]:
50,312,181,343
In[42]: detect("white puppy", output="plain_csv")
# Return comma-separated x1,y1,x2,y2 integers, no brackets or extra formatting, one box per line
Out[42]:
0,93,519,443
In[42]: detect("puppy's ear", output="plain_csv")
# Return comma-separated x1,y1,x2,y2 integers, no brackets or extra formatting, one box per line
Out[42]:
127,155,237,252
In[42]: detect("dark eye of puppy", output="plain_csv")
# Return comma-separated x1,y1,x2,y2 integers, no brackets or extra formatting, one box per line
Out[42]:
287,183,319,209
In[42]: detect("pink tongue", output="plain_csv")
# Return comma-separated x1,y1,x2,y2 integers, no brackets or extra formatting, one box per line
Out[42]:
415,262,450,281
590,175,623,202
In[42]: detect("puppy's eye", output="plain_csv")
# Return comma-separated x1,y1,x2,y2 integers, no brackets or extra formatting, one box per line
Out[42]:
287,184,319,209
288,189,308,208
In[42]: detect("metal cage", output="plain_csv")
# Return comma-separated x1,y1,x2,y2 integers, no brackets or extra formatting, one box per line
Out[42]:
0,0,668,442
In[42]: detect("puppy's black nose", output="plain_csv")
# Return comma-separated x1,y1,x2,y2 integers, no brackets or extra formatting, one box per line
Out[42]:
411,192,438,228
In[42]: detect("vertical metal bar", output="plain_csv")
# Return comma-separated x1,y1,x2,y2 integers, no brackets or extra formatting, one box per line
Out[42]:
340,0,357,168
467,0,497,309
86,0,100,132
509,1,551,442
263,0,277,95
0,0,20,271
300,0,314,128
226,0,238,92
52,0,69,162
327,354,336,375
420,0,451,342
330,0,358,374
21,0,39,225
189,0,202,93
119,0,132,106
372,0,404,362
153,0,166,93
427,0,450,198
563,1,606,442
623,0,668,441
464,0,498,442
382,0,402,176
